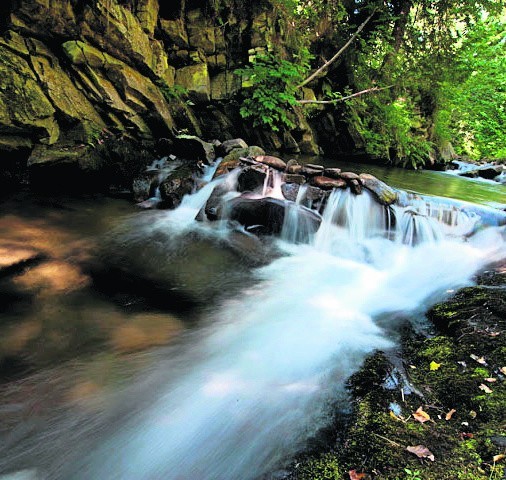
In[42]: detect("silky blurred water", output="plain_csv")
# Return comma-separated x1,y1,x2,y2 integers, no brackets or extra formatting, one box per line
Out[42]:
0,163,505,479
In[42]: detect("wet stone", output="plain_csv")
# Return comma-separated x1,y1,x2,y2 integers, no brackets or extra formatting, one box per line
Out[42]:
349,179,363,195
282,173,305,185
305,163,324,171
301,166,324,177
340,171,362,182
237,166,267,193
254,155,287,171
311,176,347,190
285,159,302,174
323,167,342,179
281,182,300,202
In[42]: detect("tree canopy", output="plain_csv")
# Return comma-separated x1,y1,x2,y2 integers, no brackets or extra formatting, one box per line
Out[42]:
239,0,506,166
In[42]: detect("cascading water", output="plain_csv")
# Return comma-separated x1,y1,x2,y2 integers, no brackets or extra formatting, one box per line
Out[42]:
46,168,506,480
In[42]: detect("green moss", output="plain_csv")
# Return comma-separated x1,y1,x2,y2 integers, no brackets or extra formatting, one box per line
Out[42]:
295,453,342,480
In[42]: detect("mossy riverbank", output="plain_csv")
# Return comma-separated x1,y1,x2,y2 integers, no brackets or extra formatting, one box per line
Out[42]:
291,266,506,480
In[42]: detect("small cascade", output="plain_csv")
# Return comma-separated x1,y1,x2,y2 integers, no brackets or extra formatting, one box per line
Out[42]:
314,189,390,251
262,169,285,199
281,185,319,244
38,161,506,480
201,158,223,183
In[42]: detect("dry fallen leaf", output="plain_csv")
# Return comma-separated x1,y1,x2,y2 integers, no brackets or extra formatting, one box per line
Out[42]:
484,377,497,383
479,384,493,394
413,407,431,423
460,432,474,440
406,445,435,461
445,408,457,421
430,361,441,371
349,470,366,480
470,354,487,365
500,367,506,375
493,454,505,463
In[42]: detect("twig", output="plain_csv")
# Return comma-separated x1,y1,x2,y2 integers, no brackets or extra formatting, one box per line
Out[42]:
297,85,393,104
297,8,377,89
371,432,404,449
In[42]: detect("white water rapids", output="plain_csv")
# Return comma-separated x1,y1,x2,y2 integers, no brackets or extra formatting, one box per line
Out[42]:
48,168,506,479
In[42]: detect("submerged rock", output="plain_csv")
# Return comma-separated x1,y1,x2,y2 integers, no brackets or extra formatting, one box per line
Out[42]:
0,244,44,276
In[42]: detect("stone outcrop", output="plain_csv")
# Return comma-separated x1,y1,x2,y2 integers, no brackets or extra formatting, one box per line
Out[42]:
0,0,324,190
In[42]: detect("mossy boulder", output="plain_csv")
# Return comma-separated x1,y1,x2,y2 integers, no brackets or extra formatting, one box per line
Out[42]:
359,173,398,206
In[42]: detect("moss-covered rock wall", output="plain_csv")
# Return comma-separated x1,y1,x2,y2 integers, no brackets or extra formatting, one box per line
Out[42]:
0,0,319,188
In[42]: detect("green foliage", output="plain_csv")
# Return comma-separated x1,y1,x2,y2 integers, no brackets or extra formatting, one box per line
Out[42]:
235,51,310,131
437,18,506,160
348,91,432,168
403,468,422,480
156,80,189,103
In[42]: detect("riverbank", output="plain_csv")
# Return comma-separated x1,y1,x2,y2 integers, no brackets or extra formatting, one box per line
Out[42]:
292,264,506,480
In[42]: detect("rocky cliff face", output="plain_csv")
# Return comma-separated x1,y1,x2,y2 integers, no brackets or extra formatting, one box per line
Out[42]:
0,0,321,189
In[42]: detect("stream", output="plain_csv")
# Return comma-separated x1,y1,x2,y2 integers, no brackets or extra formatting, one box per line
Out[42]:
0,161,505,479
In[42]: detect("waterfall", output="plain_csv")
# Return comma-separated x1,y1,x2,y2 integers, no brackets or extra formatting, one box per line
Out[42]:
281,185,317,243
41,168,506,480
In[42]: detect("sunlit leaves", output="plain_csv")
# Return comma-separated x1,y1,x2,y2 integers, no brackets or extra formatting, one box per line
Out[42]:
236,51,310,131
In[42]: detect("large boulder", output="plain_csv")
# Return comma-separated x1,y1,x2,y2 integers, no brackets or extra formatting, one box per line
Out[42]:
173,135,215,164
477,165,503,180
226,197,321,235
217,138,248,156
237,166,267,193
359,173,398,206
158,165,195,208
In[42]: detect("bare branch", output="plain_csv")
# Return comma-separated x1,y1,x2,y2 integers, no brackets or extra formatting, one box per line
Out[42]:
297,85,394,104
297,8,377,89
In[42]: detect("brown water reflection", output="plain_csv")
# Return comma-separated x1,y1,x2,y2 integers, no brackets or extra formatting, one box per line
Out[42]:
0,192,187,416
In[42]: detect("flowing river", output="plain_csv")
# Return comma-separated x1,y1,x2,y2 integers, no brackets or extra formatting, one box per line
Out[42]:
0,160,505,479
